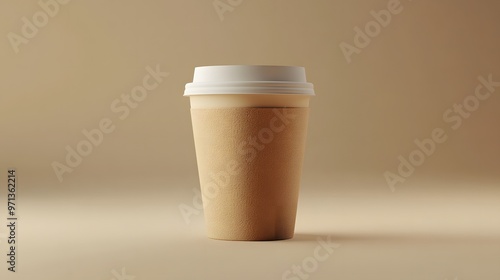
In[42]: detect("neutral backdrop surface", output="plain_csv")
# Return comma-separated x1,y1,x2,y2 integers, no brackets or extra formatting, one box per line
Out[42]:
0,0,499,279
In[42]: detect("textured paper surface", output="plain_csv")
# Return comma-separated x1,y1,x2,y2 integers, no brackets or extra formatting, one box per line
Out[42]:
191,107,309,240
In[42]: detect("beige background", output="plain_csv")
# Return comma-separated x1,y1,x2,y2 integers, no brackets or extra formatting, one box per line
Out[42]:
0,0,499,279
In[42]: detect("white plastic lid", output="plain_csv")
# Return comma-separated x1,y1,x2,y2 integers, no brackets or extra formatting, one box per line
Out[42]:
184,65,315,96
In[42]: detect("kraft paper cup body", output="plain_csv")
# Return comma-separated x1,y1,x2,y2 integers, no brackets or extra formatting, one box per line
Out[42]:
185,65,314,241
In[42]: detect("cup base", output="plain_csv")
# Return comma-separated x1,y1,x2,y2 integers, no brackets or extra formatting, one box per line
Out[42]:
207,233,294,241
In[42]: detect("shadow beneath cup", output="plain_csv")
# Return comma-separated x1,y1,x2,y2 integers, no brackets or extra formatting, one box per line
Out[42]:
288,231,500,243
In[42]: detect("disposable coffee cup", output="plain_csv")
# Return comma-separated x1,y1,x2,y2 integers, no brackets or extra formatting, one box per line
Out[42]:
185,65,314,241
